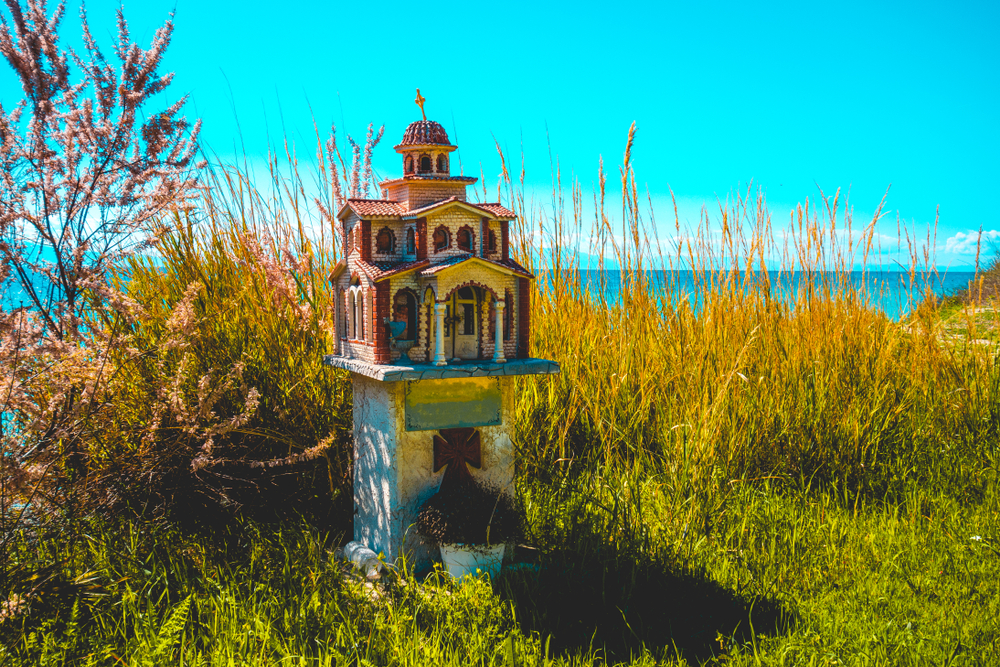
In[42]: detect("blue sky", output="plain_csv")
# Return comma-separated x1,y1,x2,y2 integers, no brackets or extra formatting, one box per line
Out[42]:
1,0,997,269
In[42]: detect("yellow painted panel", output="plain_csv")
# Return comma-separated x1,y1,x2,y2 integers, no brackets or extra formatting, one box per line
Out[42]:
404,376,502,431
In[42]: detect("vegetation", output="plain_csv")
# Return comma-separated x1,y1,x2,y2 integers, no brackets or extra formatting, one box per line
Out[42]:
417,479,522,546
2,5,999,665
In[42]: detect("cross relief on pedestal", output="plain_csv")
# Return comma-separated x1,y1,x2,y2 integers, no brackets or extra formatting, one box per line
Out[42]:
432,427,481,489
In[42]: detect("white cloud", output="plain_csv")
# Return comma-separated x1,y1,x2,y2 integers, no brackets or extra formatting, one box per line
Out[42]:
942,230,1000,256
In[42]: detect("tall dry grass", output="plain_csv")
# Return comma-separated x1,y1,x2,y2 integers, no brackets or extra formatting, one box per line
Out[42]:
504,124,999,510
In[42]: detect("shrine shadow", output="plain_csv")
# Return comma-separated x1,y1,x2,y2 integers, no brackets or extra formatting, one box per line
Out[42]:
496,539,793,663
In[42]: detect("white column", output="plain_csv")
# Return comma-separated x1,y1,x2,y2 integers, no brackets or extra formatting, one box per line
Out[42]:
433,302,448,366
493,300,506,363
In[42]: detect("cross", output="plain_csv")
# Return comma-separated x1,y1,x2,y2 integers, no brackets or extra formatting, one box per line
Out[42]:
414,88,426,121
433,427,481,489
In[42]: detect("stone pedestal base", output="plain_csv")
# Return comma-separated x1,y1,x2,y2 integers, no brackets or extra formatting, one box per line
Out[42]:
325,356,559,573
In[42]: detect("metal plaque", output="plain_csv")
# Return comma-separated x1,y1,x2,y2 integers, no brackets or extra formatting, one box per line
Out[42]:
404,377,502,431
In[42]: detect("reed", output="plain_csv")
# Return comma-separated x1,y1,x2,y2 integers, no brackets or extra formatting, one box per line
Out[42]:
506,130,999,507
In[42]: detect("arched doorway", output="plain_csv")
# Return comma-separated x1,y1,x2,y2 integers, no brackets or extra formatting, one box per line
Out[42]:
443,286,483,360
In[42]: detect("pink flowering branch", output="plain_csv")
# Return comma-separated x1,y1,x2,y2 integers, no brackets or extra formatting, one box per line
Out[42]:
0,0,202,344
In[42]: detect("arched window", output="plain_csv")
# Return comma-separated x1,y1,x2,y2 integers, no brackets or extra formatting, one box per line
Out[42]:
433,226,449,251
341,289,348,338
393,291,417,341
376,227,395,254
358,291,366,340
349,291,357,339
436,154,447,173
405,156,414,174
406,227,415,255
487,230,497,254
457,227,474,252
419,155,432,173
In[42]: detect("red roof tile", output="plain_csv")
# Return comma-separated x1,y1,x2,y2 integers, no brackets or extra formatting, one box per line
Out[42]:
355,258,430,282
398,120,451,147
341,199,405,218
474,202,516,219
417,254,468,276
494,257,533,276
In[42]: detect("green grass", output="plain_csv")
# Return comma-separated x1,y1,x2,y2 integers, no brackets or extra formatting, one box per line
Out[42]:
3,476,998,665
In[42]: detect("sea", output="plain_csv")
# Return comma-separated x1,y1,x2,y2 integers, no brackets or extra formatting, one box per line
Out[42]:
3,268,979,321
567,269,978,321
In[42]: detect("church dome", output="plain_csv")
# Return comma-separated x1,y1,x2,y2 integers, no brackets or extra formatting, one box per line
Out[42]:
399,120,451,146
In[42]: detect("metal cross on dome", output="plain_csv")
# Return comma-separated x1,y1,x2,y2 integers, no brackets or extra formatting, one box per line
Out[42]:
433,427,481,489
414,88,426,121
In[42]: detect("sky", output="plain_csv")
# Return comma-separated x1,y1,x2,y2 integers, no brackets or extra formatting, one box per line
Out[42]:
1,0,998,270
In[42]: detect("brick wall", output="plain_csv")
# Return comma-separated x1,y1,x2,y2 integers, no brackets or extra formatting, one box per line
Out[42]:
374,281,390,364
415,218,427,260
426,209,494,261
501,221,510,261
407,182,466,209
360,221,371,261
434,265,515,307
384,181,467,210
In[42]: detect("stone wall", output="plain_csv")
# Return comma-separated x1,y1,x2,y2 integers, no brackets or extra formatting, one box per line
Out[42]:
385,181,467,210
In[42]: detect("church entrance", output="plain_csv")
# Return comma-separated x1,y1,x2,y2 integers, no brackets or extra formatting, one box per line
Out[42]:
444,286,480,360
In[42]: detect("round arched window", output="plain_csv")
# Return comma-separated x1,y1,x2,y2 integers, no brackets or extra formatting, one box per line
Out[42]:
433,226,449,251
419,155,432,173
436,154,447,173
457,227,473,252
406,227,416,254
405,156,414,174
376,227,395,254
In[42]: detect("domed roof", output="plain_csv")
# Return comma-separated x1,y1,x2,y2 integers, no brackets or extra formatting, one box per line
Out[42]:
399,120,452,146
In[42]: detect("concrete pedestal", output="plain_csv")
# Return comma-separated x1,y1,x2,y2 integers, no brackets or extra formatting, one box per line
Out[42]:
323,356,559,572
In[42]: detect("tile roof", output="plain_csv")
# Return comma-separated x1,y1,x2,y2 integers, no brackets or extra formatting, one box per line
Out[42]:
417,254,468,275
474,202,516,219
379,175,478,187
398,120,452,147
355,258,429,282
402,197,518,220
328,259,347,283
494,257,533,276
342,199,405,218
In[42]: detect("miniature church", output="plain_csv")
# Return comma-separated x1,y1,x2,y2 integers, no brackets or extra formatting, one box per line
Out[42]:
325,92,558,572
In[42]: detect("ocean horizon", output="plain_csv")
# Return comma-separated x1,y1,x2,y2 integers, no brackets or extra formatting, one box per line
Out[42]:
3,267,980,322
562,269,978,321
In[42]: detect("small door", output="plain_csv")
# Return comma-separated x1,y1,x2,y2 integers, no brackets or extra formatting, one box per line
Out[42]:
443,287,479,360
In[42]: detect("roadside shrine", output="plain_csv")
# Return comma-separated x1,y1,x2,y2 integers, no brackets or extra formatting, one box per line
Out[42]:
324,92,559,571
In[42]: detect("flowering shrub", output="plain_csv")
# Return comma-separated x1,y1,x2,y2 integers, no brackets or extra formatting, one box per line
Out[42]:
0,1,384,528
